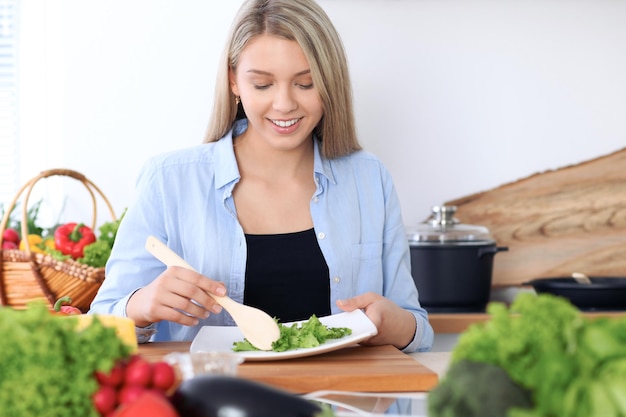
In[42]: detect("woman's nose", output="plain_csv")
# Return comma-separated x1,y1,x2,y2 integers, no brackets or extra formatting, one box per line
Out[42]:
272,87,298,113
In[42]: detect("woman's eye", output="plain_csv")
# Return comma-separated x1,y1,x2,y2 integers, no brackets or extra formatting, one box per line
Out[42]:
297,83,314,90
253,84,272,90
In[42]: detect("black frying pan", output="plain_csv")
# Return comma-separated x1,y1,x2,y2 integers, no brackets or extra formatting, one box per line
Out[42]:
523,277,626,311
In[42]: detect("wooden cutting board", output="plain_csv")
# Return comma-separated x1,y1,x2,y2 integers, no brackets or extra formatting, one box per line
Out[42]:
443,147,626,286
138,342,438,394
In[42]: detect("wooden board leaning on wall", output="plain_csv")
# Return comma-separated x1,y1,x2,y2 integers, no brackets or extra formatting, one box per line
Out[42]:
444,147,626,287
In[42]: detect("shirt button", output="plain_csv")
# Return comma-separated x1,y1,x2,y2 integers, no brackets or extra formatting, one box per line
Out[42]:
317,232,326,240
313,196,319,203
333,276,341,284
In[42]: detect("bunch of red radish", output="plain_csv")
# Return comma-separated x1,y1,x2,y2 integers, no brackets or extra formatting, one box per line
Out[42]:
93,354,179,417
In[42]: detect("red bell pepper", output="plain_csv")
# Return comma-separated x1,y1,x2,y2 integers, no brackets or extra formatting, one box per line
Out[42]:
54,222,96,259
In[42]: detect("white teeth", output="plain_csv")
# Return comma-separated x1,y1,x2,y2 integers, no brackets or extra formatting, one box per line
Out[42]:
272,118,299,128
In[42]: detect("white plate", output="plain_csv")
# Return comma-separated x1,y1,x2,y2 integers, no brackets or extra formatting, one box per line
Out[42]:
189,309,378,361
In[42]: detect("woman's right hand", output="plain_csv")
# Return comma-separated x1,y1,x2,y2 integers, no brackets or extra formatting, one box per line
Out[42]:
125,266,226,328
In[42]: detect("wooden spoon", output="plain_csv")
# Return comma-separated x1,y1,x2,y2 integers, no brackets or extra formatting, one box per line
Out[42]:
572,272,592,285
145,235,281,351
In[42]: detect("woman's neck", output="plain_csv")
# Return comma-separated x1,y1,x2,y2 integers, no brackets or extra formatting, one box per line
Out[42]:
233,131,315,180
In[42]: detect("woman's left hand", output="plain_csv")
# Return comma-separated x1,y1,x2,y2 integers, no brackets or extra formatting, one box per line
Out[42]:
336,292,416,349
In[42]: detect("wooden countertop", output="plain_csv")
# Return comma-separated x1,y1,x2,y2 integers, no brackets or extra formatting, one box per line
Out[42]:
429,311,626,334
138,342,439,394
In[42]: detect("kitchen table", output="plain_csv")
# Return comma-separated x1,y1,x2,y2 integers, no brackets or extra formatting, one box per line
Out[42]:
138,342,443,394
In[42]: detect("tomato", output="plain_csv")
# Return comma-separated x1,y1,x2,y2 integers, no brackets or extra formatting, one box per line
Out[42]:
113,391,179,417
93,385,118,415
118,385,146,405
124,357,152,387
2,228,19,244
150,362,176,391
96,362,125,387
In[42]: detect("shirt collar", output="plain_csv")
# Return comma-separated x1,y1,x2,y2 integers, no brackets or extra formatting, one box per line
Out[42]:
213,118,337,189
313,136,336,185
213,124,240,190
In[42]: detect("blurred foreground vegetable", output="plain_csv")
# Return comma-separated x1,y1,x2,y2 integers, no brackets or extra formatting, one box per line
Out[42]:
428,359,532,417
0,302,132,417
114,390,179,417
172,375,334,417
92,354,177,416
428,293,626,417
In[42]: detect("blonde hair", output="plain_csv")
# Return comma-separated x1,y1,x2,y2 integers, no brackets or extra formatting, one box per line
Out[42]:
203,0,361,159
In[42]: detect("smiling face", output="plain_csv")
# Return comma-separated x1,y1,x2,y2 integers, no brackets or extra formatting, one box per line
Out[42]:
229,35,324,153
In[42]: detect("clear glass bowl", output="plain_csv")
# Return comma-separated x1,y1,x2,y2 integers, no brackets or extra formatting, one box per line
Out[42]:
164,351,244,380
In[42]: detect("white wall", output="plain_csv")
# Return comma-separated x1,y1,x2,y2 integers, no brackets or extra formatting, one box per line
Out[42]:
17,0,626,228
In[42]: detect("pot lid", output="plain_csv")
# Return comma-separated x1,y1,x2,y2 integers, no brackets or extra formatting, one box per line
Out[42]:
407,205,494,244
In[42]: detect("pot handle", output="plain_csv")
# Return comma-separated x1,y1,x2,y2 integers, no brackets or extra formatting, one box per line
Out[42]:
477,246,509,257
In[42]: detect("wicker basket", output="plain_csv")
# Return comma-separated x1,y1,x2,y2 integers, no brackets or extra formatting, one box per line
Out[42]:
0,168,117,312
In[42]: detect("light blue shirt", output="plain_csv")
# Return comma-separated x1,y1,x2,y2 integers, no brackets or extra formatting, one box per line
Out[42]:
90,119,434,352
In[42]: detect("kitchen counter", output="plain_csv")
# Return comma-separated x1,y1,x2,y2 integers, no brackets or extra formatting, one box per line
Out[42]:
408,352,451,378
429,310,626,334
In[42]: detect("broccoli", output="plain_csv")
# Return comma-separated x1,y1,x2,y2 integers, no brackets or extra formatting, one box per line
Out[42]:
428,359,532,417
233,315,352,352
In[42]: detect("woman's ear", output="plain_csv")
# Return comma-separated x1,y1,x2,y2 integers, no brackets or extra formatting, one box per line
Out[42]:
229,68,239,97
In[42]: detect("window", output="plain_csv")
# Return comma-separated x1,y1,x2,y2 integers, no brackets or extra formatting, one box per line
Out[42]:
0,0,19,210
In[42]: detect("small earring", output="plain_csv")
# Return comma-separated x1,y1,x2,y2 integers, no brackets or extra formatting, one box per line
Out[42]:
235,96,241,105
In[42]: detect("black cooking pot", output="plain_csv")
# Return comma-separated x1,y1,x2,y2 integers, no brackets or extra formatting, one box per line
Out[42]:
407,206,508,313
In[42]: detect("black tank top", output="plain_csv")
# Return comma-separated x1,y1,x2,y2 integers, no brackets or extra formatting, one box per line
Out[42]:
243,228,331,323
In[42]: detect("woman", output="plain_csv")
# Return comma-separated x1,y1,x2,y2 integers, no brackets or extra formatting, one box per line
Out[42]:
90,0,434,352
